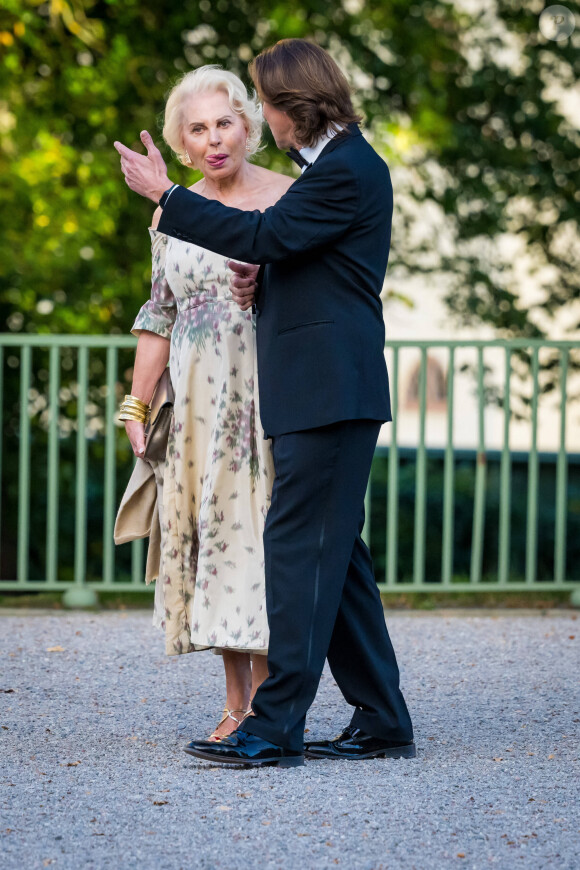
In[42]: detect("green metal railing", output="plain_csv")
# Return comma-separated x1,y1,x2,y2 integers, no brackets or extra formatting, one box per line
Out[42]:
0,334,141,605
370,340,578,595
0,335,578,603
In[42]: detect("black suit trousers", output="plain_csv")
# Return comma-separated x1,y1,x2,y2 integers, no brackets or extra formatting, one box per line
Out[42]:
243,419,413,752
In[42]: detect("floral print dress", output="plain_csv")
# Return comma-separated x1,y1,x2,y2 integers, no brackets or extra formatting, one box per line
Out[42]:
132,229,273,656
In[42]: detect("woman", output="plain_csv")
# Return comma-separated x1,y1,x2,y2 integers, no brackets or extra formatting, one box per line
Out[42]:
121,66,293,740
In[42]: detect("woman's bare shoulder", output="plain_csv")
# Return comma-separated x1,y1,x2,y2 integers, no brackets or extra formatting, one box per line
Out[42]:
258,165,295,193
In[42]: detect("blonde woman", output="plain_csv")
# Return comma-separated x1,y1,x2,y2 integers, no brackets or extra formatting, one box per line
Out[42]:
122,66,292,740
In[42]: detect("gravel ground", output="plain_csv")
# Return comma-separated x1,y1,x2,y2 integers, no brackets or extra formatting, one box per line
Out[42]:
0,609,578,870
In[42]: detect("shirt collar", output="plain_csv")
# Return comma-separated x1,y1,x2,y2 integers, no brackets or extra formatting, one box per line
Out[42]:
298,127,340,173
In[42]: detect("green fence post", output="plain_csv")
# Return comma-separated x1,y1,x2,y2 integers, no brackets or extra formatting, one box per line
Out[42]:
470,347,487,584
498,347,511,586
413,348,427,585
17,346,32,585
441,347,455,586
525,347,540,586
554,349,568,590
132,537,145,587
45,346,61,586
386,347,399,586
101,347,118,587
63,345,98,608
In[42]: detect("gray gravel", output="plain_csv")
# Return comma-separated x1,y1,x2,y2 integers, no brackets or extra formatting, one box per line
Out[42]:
0,608,578,869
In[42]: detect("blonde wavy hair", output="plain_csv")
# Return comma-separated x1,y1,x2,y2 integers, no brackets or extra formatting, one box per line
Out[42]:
162,65,263,165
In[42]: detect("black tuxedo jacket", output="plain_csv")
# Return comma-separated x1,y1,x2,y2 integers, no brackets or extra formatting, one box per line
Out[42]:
158,124,392,437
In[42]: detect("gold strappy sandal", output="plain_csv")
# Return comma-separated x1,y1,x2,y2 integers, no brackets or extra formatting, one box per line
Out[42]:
207,707,252,742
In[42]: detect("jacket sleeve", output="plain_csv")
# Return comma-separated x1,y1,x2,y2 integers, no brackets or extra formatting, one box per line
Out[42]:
131,230,177,339
157,159,360,265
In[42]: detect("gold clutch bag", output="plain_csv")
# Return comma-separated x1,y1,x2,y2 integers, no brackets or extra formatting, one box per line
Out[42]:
143,367,174,462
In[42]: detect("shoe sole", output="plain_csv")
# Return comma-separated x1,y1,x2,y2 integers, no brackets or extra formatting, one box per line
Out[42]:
183,747,305,768
304,742,417,760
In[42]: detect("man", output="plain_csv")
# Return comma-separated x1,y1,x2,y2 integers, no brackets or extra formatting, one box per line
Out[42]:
115,38,414,768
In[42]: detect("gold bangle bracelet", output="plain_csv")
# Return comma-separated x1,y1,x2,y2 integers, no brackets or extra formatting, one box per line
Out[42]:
119,405,149,418
122,394,150,412
119,401,149,413
119,411,148,423
119,393,150,425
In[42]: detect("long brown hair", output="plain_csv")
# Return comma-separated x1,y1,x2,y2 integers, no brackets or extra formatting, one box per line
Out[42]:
249,39,362,147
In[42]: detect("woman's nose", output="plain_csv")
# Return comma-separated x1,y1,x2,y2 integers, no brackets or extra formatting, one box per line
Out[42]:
208,126,221,146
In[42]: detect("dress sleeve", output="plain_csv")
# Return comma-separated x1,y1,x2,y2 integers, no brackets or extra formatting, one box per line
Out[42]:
131,230,177,339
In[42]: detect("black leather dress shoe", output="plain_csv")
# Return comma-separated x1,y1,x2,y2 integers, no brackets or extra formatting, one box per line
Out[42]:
304,726,416,760
184,729,304,768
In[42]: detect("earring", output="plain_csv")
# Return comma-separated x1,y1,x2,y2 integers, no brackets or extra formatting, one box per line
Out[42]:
186,152,192,164
245,140,251,152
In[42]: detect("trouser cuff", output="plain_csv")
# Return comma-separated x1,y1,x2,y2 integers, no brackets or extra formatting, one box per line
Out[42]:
350,707,413,743
242,717,302,753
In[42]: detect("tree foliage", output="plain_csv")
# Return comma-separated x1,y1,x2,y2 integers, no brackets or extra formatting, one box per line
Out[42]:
0,0,578,339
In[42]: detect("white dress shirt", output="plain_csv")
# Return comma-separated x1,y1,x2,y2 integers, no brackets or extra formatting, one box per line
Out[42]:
297,127,340,173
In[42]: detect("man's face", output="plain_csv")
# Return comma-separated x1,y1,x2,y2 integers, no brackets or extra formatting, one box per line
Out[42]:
262,102,298,150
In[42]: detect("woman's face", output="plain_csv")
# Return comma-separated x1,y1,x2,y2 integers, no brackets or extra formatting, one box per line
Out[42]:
181,89,249,179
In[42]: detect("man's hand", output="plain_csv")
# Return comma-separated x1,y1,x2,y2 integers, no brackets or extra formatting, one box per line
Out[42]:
229,261,260,311
114,131,172,203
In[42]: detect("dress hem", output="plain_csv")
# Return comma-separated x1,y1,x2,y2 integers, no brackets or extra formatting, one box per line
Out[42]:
166,641,268,657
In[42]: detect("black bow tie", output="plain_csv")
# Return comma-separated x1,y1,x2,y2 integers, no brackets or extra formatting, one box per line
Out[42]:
286,147,311,170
